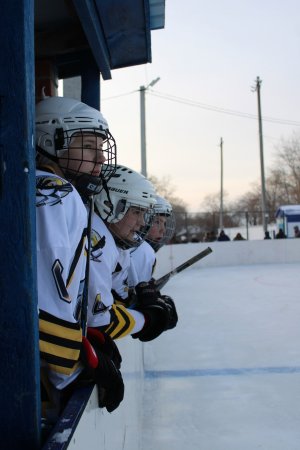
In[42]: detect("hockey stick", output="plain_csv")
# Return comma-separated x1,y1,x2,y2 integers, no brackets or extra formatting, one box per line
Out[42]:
154,246,213,290
81,195,94,336
80,195,101,369
76,173,103,334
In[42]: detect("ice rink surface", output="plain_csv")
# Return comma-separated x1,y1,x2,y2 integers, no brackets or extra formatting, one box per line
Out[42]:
142,263,300,450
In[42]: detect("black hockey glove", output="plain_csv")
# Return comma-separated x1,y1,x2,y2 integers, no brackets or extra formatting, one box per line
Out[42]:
81,329,124,413
159,295,178,330
87,327,122,369
133,280,159,305
132,293,178,342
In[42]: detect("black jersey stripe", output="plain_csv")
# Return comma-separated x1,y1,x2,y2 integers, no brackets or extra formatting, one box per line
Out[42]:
66,227,87,287
112,306,131,339
40,352,77,369
105,307,119,336
39,310,81,330
39,331,82,350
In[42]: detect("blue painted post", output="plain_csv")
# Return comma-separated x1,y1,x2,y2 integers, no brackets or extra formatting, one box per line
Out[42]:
81,54,100,110
0,1,40,448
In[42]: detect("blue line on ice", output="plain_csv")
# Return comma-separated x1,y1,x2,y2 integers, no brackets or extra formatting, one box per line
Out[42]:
144,366,300,378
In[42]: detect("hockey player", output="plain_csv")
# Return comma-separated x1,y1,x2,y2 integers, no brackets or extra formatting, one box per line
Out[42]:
87,165,177,342
129,195,176,286
36,96,123,414
127,195,178,333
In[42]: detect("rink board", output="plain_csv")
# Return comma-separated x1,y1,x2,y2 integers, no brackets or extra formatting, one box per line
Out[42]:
43,239,300,449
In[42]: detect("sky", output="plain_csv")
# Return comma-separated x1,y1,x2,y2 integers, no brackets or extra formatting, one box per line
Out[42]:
99,0,300,212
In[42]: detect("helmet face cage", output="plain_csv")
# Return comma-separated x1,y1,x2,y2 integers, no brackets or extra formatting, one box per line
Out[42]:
145,196,176,251
108,202,155,250
35,97,116,195
94,164,157,249
146,212,176,251
54,127,116,184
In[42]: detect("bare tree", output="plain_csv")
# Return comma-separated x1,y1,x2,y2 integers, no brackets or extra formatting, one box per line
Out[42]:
148,174,188,211
231,136,300,223
200,192,240,229
273,136,300,203
148,174,188,242
147,135,300,241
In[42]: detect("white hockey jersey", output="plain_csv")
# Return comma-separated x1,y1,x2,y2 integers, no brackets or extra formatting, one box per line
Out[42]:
87,212,145,338
128,240,156,287
111,247,131,300
36,169,87,389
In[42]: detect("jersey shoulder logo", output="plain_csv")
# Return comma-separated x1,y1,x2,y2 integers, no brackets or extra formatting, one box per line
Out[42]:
36,175,73,207
113,262,122,274
92,294,109,315
90,229,106,262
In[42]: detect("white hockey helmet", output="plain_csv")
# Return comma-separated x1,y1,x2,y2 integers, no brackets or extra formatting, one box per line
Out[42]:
94,165,157,248
153,195,173,215
35,96,116,194
146,194,176,251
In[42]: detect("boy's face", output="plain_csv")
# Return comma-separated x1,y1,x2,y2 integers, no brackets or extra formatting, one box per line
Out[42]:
147,215,167,242
110,207,146,242
59,133,106,177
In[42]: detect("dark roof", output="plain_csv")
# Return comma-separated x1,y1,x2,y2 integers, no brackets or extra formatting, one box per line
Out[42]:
35,0,165,80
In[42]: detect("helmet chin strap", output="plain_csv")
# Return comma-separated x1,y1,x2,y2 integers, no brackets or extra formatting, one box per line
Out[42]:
96,177,114,220
36,145,59,164
70,173,103,200
108,225,141,250
147,240,163,253
111,234,134,250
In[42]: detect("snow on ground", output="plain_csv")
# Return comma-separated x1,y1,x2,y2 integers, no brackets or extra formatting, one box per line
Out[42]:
141,263,300,450
223,224,277,241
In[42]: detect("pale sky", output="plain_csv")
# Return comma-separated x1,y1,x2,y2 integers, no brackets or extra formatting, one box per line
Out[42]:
99,0,300,212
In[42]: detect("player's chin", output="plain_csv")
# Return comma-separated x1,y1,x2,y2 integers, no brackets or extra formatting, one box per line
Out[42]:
91,171,101,177
127,231,139,241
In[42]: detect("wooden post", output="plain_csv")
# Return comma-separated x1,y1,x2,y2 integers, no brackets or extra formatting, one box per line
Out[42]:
0,1,40,448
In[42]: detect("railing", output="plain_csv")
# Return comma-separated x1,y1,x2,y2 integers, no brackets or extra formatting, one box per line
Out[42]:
172,210,277,243
42,385,94,450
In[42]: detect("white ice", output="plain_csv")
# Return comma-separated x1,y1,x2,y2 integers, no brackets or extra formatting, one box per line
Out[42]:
141,262,300,450
68,240,300,450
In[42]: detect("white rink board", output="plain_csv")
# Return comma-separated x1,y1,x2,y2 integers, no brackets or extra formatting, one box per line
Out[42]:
155,238,300,278
67,337,144,450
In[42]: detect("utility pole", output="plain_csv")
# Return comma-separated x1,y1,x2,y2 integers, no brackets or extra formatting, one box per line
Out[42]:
140,77,160,177
219,137,224,231
253,76,268,233
140,85,146,176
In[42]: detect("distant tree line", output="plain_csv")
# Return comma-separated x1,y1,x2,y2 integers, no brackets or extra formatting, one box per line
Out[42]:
150,134,300,241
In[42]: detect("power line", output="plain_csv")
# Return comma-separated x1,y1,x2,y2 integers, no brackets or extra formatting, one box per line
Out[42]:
102,88,300,127
101,90,137,100
150,91,257,118
149,90,300,127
